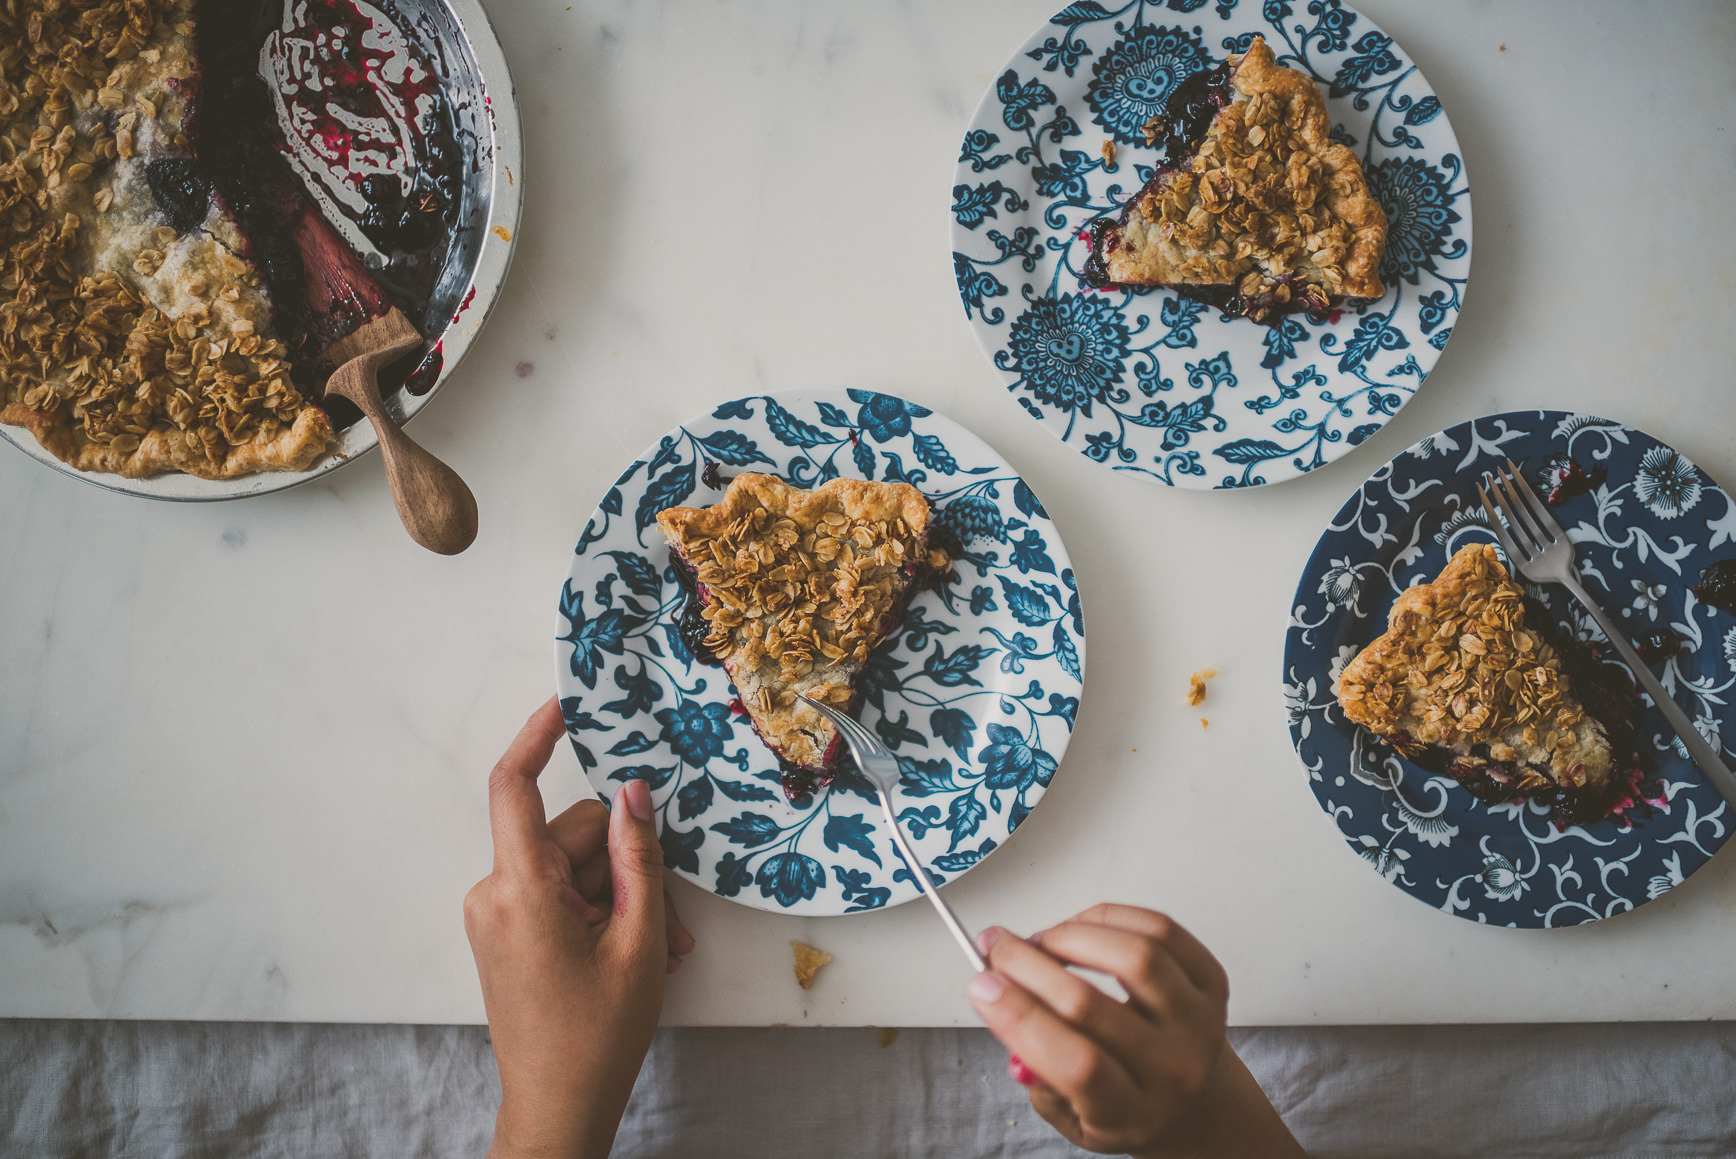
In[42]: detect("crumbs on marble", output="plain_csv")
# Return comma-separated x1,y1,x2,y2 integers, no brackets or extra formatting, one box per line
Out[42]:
792,940,831,990
1186,667,1218,707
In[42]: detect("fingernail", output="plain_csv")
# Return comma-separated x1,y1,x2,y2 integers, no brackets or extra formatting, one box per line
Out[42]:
966,970,1004,1004
1008,1055,1038,1086
975,926,1004,957
622,779,653,821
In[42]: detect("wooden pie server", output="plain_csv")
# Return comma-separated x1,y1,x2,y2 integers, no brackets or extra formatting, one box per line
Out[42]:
291,203,479,555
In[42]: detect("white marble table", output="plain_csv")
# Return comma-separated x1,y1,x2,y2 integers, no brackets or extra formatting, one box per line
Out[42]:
2,0,1733,1027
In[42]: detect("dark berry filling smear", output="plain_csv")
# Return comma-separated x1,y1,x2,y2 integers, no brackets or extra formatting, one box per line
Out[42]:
1635,628,1683,667
1379,596,1654,829
667,551,723,669
1695,559,1736,616
191,0,461,423
1536,454,1606,507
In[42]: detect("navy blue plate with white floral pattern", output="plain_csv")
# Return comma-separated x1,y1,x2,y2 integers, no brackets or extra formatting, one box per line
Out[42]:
1285,412,1736,927
952,0,1471,489
554,391,1085,915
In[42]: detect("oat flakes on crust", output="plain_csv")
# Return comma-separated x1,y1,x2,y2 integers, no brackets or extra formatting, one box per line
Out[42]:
1098,36,1388,314
1336,543,1612,791
658,473,946,769
0,0,331,480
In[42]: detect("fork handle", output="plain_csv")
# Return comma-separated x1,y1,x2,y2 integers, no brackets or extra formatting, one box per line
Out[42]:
875,787,987,973
1557,572,1736,808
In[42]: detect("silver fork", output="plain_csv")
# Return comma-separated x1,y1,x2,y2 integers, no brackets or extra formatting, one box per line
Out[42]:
798,696,986,972
1478,458,1736,808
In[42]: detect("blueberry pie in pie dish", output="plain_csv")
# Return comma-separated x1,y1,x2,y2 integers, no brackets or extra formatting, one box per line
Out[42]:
1084,36,1388,322
1336,544,1647,826
0,0,330,479
658,474,949,799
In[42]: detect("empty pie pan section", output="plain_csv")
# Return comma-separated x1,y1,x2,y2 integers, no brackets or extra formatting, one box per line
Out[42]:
0,0,523,502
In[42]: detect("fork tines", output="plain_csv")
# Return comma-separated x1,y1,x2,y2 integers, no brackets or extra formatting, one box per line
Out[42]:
1479,458,1563,562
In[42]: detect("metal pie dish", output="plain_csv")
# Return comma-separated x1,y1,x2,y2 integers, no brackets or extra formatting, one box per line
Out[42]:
0,0,523,502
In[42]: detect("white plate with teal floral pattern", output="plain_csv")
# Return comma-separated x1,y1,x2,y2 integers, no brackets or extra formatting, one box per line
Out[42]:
1285,412,1735,927
951,0,1471,489
554,390,1085,915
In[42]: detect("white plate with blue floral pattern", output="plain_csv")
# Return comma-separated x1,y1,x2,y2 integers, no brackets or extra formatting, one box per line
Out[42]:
1285,411,1735,927
951,0,1471,489
554,390,1086,915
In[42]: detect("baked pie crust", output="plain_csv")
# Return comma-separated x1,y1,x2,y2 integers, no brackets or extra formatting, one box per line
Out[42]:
1086,36,1387,320
1337,544,1617,799
658,473,947,791
0,0,331,480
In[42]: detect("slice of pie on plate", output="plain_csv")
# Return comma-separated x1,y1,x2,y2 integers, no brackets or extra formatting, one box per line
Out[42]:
0,0,331,480
1336,543,1643,825
657,473,948,798
1084,36,1387,322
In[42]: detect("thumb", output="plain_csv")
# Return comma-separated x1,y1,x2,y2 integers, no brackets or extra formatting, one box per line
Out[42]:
607,779,668,948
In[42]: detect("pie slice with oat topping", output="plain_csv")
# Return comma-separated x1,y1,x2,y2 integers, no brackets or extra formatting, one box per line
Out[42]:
1335,544,1638,823
0,0,330,480
658,473,949,799
1084,36,1387,323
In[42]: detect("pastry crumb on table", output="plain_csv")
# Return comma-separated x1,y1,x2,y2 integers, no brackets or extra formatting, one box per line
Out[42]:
1186,667,1219,707
791,941,831,990
1200,717,1210,730
1100,139,1116,166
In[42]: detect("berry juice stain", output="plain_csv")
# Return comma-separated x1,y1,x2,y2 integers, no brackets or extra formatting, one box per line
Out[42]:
259,0,461,291
1536,455,1606,506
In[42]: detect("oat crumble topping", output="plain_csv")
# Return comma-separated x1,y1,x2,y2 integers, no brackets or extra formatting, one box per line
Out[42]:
1337,544,1603,790
0,0,329,479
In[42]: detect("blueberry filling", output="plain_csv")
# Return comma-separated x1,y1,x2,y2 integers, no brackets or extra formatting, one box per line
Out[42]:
666,551,723,668
701,460,730,490
1536,454,1606,506
1635,628,1683,666
188,0,464,424
144,158,214,234
1695,560,1736,615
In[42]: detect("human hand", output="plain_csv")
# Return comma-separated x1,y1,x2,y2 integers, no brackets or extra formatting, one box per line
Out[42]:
967,904,1304,1159
464,697,696,1159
